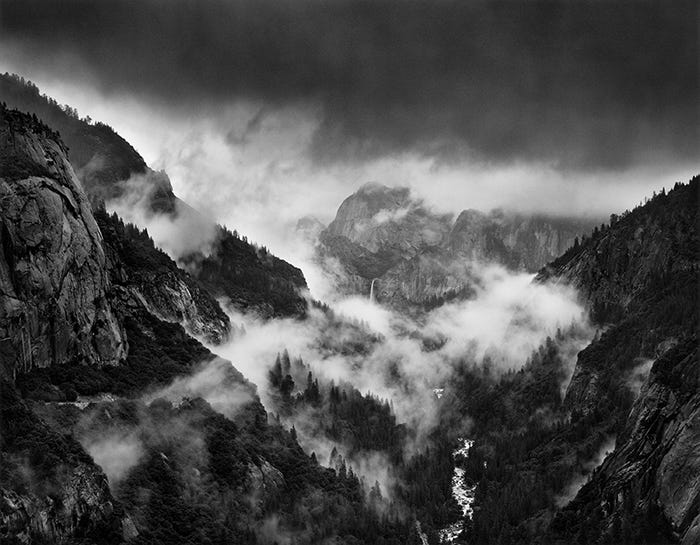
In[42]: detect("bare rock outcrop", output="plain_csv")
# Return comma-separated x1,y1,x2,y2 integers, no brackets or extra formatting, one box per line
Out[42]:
97,207,231,344
550,339,699,544
0,465,121,544
247,459,286,515
0,379,128,544
317,182,596,309
0,107,126,378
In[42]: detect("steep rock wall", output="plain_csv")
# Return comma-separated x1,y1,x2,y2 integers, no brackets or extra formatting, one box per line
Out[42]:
0,108,126,377
318,183,597,309
550,339,699,544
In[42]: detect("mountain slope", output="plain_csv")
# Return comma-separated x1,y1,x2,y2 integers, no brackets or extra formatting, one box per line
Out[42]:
1,380,128,544
538,179,698,323
0,73,308,318
446,177,698,545
0,105,415,545
0,106,126,377
0,73,146,206
95,208,231,343
317,182,599,309
549,337,699,545
189,226,308,317
538,177,700,544
0,106,133,543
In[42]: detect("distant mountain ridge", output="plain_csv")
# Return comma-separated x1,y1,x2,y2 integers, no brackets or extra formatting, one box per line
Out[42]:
316,182,599,309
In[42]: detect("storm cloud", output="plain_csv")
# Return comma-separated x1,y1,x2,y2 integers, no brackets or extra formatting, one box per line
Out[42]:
1,0,697,170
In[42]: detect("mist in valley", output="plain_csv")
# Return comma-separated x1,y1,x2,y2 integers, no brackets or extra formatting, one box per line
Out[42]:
2,3,695,543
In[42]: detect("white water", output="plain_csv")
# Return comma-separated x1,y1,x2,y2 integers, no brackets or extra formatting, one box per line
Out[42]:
439,438,476,543
414,521,430,545
369,278,378,302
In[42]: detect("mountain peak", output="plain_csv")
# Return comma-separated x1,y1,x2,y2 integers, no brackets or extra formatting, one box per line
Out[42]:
357,181,389,194
351,182,411,207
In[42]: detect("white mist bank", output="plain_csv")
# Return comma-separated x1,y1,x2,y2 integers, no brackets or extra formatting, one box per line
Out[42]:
200,261,591,479
75,254,591,512
90,182,594,499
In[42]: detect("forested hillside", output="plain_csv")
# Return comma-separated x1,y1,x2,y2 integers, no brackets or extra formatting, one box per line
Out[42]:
0,73,146,204
1,73,697,545
0,74,309,318
0,106,415,544
265,350,462,539
447,178,699,544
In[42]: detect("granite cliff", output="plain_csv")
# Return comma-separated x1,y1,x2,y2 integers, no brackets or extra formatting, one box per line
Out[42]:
95,208,231,344
551,338,699,544
0,107,126,378
317,182,598,309
1,73,308,319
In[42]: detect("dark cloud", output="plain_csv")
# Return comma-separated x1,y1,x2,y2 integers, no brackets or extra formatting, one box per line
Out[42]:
1,0,697,169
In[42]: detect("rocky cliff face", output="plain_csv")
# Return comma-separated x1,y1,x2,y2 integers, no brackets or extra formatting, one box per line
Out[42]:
1,74,309,320
96,208,231,344
0,380,128,544
450,209,592,271
550,338,699,544
0,107,126,378
317,183,597,309
538,178,699,544
1,466,121,544
0,72,147,208
325,183,452,255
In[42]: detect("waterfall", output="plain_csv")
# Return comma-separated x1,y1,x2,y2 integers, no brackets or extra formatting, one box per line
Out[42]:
369,278,378,303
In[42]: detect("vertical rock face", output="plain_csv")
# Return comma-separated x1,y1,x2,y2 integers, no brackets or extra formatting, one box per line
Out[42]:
449,209,591,271
317,183,597,309
2,75,309,322
246,459,286,516
0,108,126,377
550,339,699,544
0,380,127,545
1,465,119,544
325,183,452,254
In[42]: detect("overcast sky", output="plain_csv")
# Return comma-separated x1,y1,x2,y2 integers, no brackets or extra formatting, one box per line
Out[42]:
1,0,697,254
